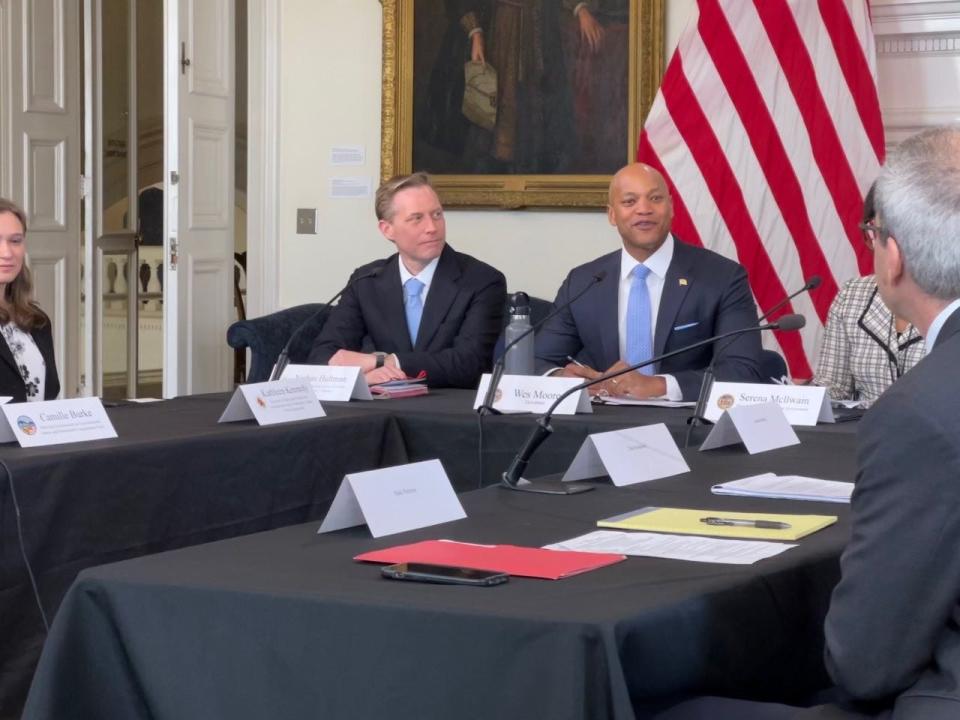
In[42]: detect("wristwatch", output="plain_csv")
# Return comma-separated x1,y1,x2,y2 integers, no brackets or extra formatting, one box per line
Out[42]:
374,352,388,368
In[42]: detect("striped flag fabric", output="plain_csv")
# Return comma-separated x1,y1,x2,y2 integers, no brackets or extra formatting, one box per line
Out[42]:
638,0,883,378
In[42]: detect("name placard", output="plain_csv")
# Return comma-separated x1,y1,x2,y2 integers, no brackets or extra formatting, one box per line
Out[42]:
318,459,466,538
473,374,592,415
218,379,325,425
0,397,117,447
281,364,372,401
563,423,690,486
700,401,800,454
705,382,834,426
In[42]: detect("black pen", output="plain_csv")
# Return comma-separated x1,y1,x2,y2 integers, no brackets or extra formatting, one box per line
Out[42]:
700,516,791,530
566,355,587,368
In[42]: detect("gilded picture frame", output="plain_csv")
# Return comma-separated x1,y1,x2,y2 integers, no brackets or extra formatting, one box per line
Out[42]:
380,0,665,209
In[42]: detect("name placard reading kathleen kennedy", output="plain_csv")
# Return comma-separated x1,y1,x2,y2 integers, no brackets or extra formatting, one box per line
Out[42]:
219,379,325,425
0,397,117,447
473,374,592,415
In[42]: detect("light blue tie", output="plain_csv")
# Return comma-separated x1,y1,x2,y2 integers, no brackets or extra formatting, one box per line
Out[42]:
404,277,425,345
626,264,654,374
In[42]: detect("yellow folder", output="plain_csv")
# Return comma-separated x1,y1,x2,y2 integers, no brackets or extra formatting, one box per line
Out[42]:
597,506,837,541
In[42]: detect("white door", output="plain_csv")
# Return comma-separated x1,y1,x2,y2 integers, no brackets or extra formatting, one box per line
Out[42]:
163,0,235,396
2,0,82,397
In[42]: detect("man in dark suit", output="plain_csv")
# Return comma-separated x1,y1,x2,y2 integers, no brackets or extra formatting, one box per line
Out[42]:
653,127,960,719
307,173,505,389
535,162,762,400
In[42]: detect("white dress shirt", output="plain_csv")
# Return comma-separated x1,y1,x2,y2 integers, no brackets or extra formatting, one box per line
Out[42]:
617,236,682,401
397,254,440,303
391,254,441,369
925,297,960,354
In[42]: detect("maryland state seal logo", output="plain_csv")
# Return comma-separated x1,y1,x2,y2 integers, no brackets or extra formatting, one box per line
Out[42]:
716,394,735,411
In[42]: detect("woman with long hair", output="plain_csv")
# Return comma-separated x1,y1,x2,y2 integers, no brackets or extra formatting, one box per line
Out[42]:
0,198,59,401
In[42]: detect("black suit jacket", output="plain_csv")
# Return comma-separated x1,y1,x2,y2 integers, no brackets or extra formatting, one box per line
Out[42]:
307,245,506,388
534,240,762,399
0,316,60,402
822,306,960,719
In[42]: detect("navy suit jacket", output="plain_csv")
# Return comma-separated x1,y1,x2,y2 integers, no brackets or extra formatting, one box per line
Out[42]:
822,307,960,719
534,240,762,400
307,245,506,389
0,314,60,402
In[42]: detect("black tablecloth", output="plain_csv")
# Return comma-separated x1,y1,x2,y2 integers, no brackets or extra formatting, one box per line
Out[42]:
23,433,858,720
0,395,408,718
335,389,857,489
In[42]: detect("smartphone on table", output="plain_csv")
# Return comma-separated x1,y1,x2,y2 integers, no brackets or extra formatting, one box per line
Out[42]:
381,562,509,586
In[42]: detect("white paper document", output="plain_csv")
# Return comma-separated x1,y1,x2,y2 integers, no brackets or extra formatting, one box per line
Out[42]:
562,423,690,486
546,530,795,565
593,397,695,408
318,459,466,538
712,472,853,503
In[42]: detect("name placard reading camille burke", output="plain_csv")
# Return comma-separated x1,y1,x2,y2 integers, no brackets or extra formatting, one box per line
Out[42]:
0,397,118,447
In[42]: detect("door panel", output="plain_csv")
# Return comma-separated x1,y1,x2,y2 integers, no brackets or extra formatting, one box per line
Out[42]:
9,0,81,398
165,0,234,395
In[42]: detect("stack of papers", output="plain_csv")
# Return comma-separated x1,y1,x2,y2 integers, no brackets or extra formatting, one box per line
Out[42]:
355,539,625,579
592,396,694,408
711,473,853,504
597,506,837,541
547,530,795,565
370,377,428,399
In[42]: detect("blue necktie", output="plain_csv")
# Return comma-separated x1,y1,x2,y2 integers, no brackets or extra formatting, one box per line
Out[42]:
404,277,425,345
626,264,654,374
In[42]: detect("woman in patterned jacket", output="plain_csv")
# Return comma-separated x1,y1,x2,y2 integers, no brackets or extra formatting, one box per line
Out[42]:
813,185,924,406
0,199,59,402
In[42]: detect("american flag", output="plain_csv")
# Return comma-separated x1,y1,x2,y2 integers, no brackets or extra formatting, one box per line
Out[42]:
638,0,883,378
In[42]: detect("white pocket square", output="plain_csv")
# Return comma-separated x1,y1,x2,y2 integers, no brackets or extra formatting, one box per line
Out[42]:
673,322,700,331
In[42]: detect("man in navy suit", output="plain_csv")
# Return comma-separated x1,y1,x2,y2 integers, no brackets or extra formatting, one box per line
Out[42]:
535,162,762,400
307,173,505,388
654,127,960,719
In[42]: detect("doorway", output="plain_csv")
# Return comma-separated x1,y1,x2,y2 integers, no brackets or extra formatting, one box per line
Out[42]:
83,0,246,400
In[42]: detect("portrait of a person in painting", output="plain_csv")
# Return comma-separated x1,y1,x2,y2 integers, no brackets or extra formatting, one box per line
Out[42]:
414,0,630,176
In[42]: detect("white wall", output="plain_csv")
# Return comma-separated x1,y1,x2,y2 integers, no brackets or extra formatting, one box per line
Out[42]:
277,0,696,307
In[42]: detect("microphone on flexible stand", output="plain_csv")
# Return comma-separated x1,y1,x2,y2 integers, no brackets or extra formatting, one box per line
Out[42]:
500,314,807,495
477,270,608,416
474,270,607,489
758,275,821,323
683,276,821,448
269,264,385,382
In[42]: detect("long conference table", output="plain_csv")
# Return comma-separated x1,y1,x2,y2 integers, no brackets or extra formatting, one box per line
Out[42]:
2,389,860,719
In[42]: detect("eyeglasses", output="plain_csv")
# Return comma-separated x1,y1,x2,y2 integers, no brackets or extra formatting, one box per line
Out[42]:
858,221,889,251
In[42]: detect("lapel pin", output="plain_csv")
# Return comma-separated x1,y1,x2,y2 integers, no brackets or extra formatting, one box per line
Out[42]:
679,278,688,286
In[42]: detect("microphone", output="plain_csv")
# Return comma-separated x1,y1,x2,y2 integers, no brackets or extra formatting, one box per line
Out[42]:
684,277,819,445
269,264,385,381
758,275,821,322
501,314,806,495
477,270,608,416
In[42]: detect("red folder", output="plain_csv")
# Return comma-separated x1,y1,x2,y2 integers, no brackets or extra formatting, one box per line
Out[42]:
355,539,625,580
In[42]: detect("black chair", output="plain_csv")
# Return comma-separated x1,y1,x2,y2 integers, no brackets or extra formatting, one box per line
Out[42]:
759,348,788,383
493,294,553,362
226,303,327,383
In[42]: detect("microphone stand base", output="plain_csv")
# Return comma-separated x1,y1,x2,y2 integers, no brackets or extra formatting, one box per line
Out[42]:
476,405,502,416
500,477,594,495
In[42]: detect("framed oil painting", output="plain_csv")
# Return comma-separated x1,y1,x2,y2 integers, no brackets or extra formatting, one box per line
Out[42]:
380,0,665,209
